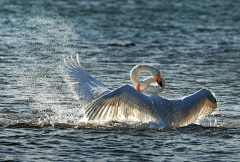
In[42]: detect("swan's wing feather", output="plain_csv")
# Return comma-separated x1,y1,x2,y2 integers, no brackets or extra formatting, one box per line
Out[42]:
63,54,111,106
85,85,161,123
171,88,217,127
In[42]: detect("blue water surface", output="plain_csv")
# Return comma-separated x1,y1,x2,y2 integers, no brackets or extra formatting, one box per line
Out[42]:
0,0,240,161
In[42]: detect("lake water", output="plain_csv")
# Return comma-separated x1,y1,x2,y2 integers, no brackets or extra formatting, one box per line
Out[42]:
1,0,240,161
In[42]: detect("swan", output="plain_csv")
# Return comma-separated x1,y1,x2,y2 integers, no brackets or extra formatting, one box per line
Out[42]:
64,55,217,128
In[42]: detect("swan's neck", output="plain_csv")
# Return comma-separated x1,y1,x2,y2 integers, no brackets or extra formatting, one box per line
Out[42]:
139,76,156,92
143,78,165,94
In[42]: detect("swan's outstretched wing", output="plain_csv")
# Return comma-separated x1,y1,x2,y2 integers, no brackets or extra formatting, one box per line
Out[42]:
170,88,217,127
63,54,111,106
85,85,162,123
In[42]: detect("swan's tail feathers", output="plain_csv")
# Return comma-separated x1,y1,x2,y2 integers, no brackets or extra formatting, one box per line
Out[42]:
171,88,217,128
85,85,162,123
63,55,110,106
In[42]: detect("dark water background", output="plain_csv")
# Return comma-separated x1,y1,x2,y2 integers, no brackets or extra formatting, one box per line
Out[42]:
1,0,240,161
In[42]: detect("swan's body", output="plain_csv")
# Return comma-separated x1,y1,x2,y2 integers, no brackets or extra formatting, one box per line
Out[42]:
64,55,217,128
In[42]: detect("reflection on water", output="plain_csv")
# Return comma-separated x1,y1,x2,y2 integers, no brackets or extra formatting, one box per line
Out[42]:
0,0,240,161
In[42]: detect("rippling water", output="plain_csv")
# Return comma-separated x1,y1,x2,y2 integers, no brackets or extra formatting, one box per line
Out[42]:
1,0,240,161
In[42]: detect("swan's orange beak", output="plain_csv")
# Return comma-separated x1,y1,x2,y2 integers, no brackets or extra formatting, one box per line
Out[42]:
157,74,163,87
157,74,161,83
136,85,140,91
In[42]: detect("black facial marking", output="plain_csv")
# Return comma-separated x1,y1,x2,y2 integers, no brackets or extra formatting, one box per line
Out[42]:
159,81,163,87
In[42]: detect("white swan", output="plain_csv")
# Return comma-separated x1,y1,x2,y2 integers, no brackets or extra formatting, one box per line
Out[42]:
64,55,217,128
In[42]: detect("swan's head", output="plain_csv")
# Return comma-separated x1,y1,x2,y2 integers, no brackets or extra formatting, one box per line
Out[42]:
130,65,165,94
